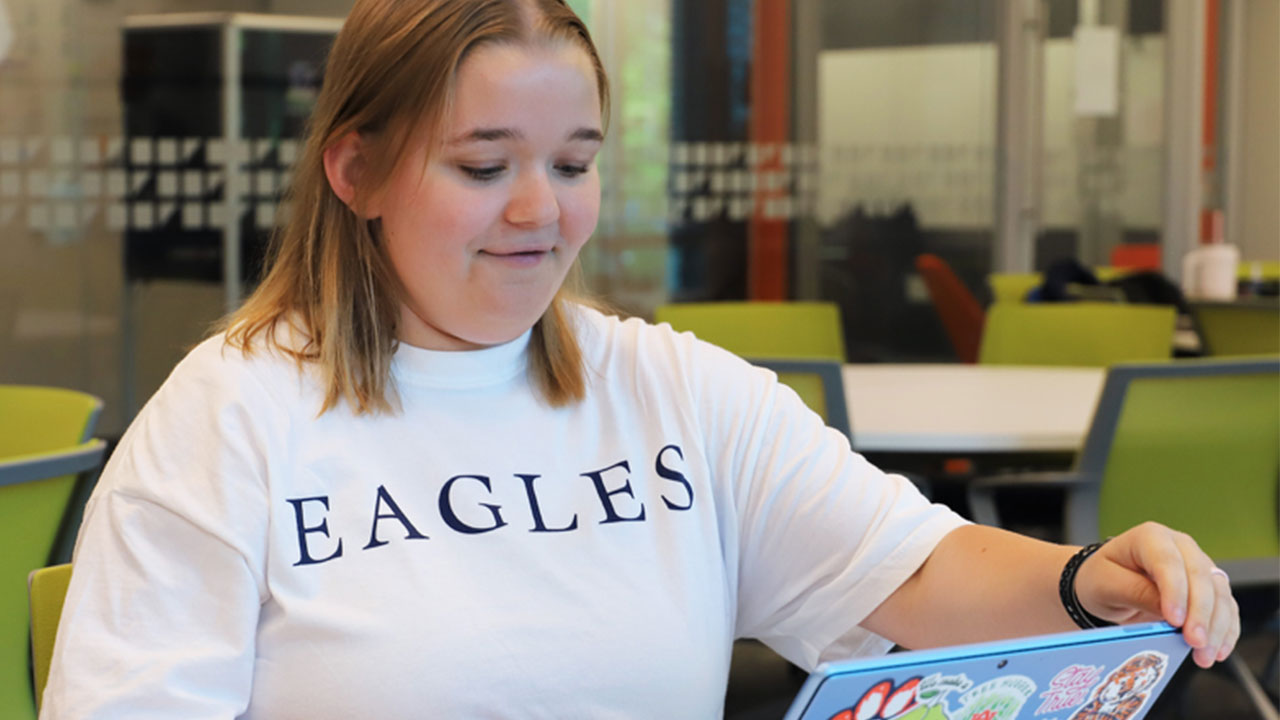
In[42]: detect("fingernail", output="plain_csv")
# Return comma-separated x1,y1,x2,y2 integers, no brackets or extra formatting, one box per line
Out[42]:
1171,607,1186,626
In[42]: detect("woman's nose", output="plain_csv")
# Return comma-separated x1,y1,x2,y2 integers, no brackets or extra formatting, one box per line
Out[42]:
504,170,560,228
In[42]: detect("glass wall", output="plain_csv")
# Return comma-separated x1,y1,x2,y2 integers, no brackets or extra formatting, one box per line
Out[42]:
569,0,673,316
0,2,349,434
1,0,1272,437
0,0,672,434
797,0,999,361
1038,0,1165,268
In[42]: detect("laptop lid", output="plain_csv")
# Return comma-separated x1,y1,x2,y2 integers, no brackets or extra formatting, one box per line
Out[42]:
783,622,1190,720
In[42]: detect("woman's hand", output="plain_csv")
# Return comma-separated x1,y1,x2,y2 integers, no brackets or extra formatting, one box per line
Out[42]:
1074,521,1240,668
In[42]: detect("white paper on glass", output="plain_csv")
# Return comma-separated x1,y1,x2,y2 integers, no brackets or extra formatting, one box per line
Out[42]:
1074,26,1121,117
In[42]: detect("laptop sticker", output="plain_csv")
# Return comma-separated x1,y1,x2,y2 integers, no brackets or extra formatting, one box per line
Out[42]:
1067,651,1168,720
953,675,1037,720
1036,664,1104,715
827,673,978,720
892,673,974,720
829,676,921,720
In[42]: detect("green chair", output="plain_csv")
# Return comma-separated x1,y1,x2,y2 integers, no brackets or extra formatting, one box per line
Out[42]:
1237,261,1280,283
987,272,1043,304
1194,303,1280,357
987,268,1135,305
0,387,105,720
654,301,846,361
27,564,71,714
967,358,1280,717
1092,266,1129,282
979,303,1176,367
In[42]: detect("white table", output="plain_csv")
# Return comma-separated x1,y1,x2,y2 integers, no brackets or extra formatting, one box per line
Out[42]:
842,364,1106,455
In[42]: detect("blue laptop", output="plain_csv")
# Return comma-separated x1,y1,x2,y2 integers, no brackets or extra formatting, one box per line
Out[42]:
783,622,1190,720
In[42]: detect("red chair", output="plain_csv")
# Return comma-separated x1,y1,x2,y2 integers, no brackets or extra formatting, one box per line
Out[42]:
1109,243,1162,271
915,254,985,363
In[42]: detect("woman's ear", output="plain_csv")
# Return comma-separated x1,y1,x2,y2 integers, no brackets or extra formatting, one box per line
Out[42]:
323,132,376,217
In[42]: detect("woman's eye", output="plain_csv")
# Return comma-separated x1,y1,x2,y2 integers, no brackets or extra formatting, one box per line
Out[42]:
556,163,590,178
460,165,504,181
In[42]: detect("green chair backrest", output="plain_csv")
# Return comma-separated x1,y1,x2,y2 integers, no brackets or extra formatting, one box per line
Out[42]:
979,303,1176,367
1237,260,1280,282
0,386,100,459
654,302,845,361
1092,266,1128,282
1067,359,1280,572
987,273,1042,304
1194,304,1280,357
27,564,71,713
987,268,1135,305
0,386,102,720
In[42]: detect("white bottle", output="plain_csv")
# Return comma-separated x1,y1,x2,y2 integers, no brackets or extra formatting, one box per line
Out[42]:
1196,243,1240,300
1192,208,1233,298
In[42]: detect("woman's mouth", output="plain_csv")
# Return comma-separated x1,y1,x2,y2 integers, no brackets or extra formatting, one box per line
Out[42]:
478,248,551,267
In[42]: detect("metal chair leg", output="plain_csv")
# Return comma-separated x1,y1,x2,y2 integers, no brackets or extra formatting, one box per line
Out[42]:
967,486,1002,527
1226,653,1280,720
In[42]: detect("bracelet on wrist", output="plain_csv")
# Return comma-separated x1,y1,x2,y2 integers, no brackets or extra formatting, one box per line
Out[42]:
1059,540,1116,630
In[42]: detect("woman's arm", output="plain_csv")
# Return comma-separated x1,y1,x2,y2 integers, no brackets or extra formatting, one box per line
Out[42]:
862,522,1240,669
43,338,274,717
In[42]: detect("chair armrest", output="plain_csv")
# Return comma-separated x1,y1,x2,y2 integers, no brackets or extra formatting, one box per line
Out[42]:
969,470,1091,490
0,440,106,488
1216,558,1280,587
967,471,1093,528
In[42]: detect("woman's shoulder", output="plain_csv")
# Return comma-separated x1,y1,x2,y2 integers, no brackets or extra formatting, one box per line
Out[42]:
571,302,687,357
569,301,756,378
157,324,319,413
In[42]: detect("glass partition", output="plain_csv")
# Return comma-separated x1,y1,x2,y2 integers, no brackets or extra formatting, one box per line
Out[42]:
794,0,999,361
1038,0,1166,270
0,0,1263,436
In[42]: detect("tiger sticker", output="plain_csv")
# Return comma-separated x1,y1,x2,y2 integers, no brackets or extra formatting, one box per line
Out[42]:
1068,651,1169,720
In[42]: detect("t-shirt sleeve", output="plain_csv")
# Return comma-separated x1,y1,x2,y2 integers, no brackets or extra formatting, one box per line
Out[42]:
682,337,969,671
42,339,275,719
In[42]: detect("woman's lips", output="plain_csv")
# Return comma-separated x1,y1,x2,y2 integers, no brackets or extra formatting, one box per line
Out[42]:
478,248,551,267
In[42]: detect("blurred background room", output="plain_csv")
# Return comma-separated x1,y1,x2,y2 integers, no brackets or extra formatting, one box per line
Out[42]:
1,1,1277,718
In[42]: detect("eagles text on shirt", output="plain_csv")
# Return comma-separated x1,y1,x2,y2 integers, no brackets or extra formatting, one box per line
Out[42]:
286,444,694,566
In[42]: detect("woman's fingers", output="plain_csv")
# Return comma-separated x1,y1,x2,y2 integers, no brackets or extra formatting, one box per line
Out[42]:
1080,522,1240,667
1164,530,1239,667
1205,569,1240,666
1171,530,1219,647
1138,524,1198,626
1086,523,1185,623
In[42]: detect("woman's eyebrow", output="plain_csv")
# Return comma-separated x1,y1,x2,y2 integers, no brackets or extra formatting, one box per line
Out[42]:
447,127,604,145
569,127,604,143
448,127,518,145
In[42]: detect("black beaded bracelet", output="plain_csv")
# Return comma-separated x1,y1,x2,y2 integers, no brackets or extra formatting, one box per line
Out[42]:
1059,540,1116,630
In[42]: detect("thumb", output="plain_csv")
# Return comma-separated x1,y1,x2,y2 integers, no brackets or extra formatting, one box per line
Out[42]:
1075,553,1167,625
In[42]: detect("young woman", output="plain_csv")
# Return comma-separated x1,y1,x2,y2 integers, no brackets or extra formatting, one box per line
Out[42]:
42,0,1238,717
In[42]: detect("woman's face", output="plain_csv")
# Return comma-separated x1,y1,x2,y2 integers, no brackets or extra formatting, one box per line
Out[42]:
373,42,603,350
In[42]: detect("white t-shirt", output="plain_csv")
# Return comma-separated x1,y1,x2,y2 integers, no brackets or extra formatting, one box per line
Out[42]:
43,306,966,719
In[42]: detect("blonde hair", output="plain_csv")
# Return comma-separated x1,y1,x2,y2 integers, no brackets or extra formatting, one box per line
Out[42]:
224,0,610,415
